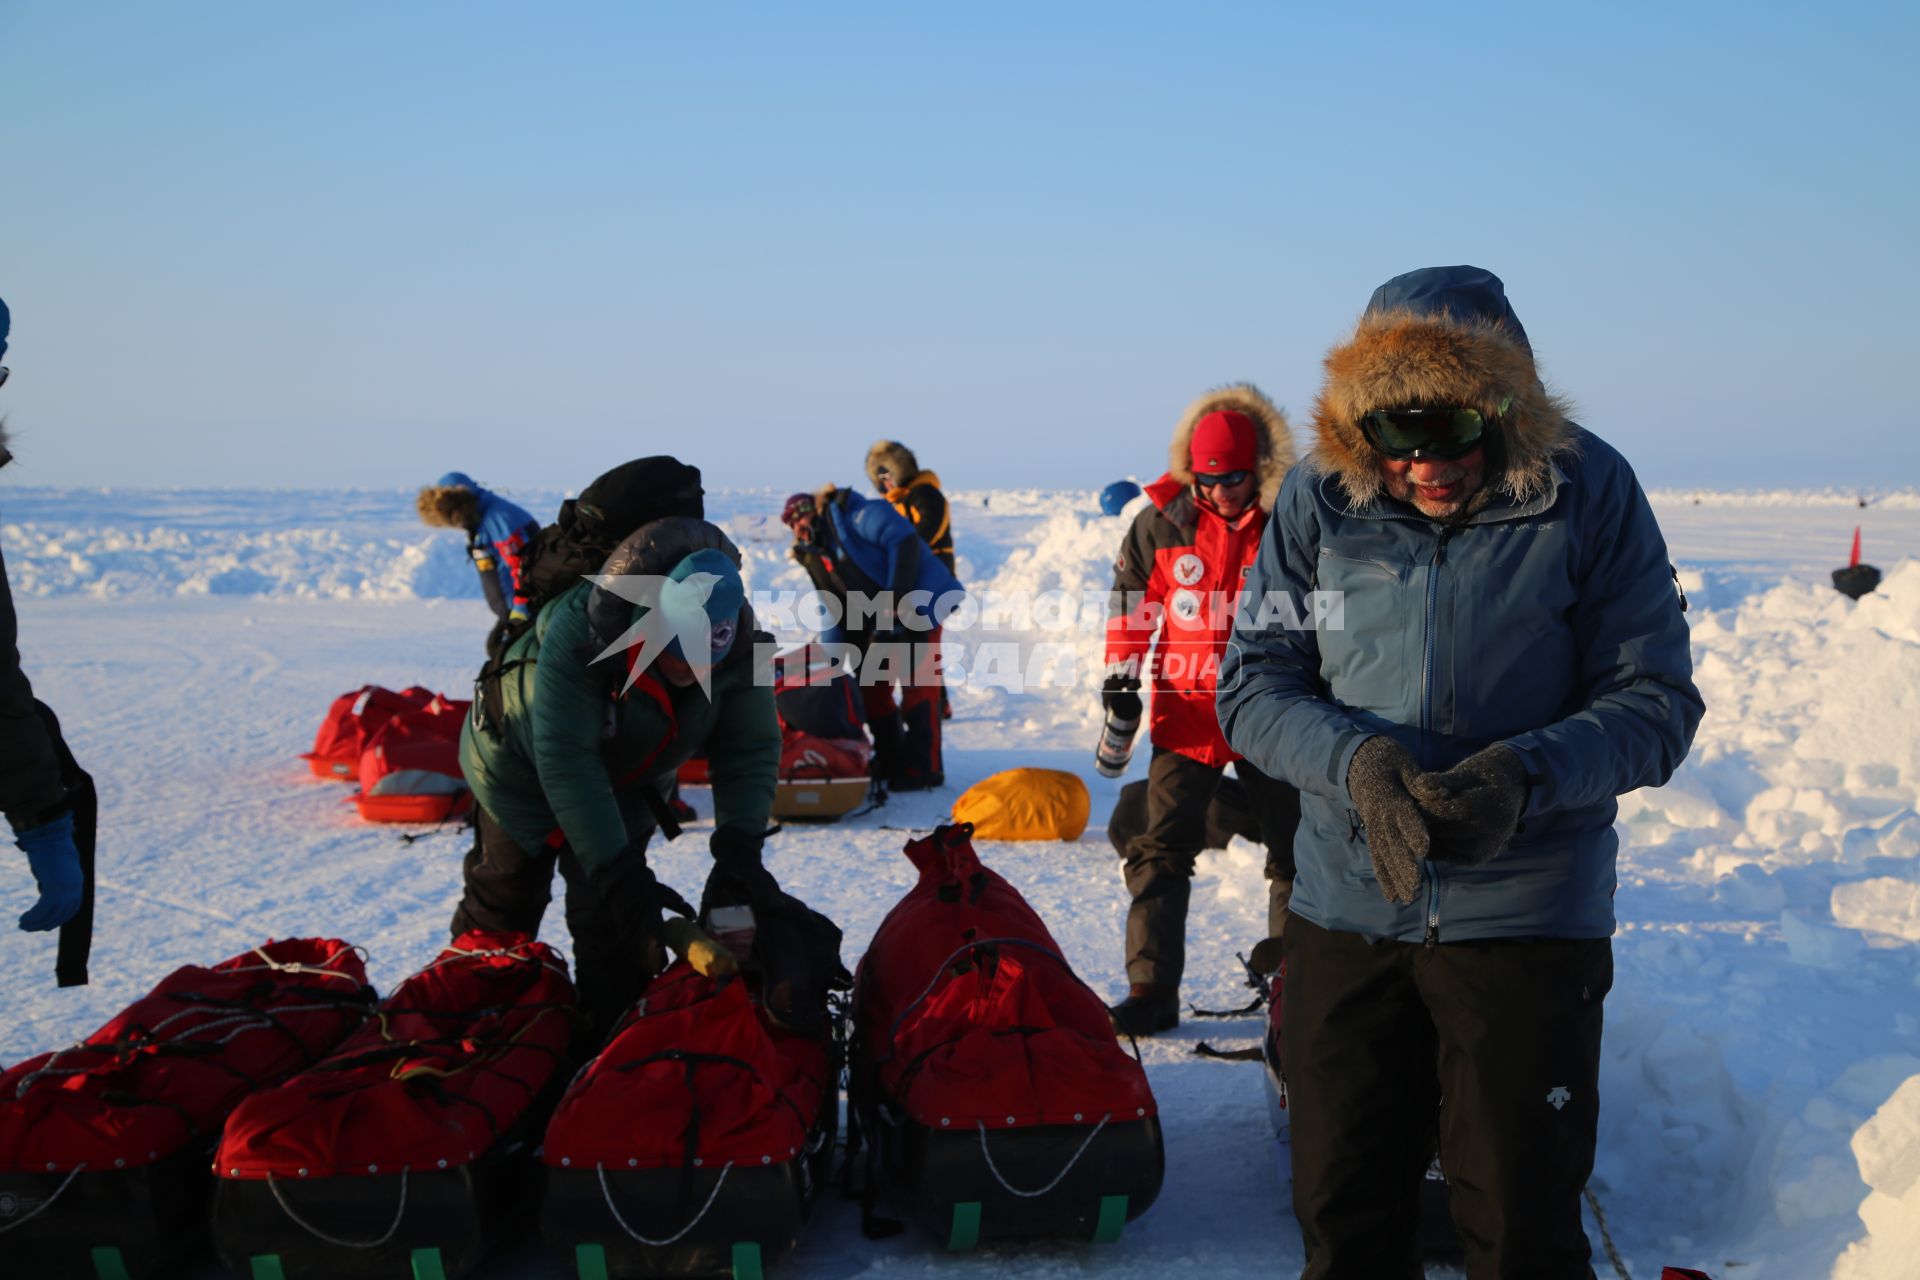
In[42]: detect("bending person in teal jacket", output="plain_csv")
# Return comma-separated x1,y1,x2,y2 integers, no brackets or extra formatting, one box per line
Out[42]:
1217,266,1702,1278
455,516,784,1034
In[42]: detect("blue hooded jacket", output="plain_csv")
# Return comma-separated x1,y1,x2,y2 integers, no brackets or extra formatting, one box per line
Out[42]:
1217,267,1703,942
434,472,539,613
821,487,965,629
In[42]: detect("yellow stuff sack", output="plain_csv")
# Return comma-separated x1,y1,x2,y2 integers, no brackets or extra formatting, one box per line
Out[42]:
952,768,1091,841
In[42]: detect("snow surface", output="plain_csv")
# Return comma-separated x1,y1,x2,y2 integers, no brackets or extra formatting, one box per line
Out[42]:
4,485,1920,1279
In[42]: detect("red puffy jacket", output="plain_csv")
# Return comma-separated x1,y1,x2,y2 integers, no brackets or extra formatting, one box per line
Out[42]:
1104,384,1294,767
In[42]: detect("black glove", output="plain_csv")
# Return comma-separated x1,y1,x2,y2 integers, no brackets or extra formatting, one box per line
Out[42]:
701,826,845,1037
702,825,785,916
587,846,668,979
1346,736,1430,905
1101,674,1143,723
1409,745,1529,866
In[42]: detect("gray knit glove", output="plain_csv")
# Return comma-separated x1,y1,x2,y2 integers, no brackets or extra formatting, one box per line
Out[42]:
1347,736,1429,905
1409,745,1528,866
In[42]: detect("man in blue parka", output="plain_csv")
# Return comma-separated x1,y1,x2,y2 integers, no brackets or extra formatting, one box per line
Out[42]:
781,485,964,792
1218,267,1703,1278
417,471,540,622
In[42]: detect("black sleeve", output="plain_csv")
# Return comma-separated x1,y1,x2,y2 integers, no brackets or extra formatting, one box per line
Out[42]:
908,487,950,547
0,544,68,826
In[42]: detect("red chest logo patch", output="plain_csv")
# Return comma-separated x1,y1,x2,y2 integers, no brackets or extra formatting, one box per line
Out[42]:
1173,553,1205,586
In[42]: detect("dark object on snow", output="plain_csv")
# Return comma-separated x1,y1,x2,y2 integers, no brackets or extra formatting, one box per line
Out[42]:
0,939,373,1280
540,962,839,1280
211,932,575,1280
1099,479,1142,516
1834,526,1881,600
848,824,1163,1247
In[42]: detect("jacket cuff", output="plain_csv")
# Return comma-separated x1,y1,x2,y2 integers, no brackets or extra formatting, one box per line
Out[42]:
1500,738,1553,819
1332,730,1371,805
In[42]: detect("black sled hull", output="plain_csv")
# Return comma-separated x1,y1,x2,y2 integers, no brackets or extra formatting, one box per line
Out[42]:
0,1144,212,1280
540,1095,837,1279
873,1112,1164,1248
210,1141,537,1280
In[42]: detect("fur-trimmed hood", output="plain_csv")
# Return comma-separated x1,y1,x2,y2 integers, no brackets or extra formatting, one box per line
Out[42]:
1165,383,1295,511
865,440,923,490
1310,266,1575,508
417,484,481,530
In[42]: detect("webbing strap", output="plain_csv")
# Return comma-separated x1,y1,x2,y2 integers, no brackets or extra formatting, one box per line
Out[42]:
248,1257,286,1280
731,1241,764,1280
411,1246,447,1280
1092,1194,1129,1243
575,1243,609,1280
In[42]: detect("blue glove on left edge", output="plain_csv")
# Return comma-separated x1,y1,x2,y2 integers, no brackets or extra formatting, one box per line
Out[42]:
17,811,82,932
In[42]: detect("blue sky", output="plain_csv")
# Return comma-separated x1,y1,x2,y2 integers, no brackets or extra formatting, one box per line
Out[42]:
1,2,1913,492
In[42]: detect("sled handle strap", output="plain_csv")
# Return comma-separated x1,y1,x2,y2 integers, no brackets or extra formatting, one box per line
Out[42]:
594,1160,734,1247
0,1163,84,1234
974,1113,1110,1199
264,1168,408,1249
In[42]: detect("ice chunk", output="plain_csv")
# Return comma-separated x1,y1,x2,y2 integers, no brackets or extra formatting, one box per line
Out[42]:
1780,909,1868,970
1832,877,1920,943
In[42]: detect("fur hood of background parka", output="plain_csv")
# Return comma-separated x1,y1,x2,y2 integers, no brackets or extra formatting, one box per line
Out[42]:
1165,383,1295,511
1309,266,1578,508
865,440,924,490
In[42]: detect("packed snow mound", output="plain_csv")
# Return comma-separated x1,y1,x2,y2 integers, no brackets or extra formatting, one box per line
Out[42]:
1832,1073,1920,1279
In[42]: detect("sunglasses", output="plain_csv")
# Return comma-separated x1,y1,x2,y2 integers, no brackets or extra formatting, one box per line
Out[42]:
1359,399,1508,461
1194,470,1251,489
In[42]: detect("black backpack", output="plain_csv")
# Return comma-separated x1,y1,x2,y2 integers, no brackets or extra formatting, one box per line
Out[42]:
474,455,705,729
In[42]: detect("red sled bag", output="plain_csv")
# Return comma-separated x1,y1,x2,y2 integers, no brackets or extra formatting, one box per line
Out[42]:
848,823,1162,1248
0,939,372,1280
351,693,474,823
540,962,838,1280
211,931,577,1280
771,728,872,822
302,685,440,780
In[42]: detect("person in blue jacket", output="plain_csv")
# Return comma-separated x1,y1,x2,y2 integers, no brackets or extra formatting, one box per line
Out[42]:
1218,267,1703,1278
0,295,97,986
417,472,540,622
781,485,964,792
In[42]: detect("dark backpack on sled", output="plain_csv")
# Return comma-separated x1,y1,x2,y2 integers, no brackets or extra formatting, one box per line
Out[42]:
474,456,706,732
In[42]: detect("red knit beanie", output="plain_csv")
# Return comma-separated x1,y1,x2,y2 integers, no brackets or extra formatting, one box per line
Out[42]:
1189,409,1258,473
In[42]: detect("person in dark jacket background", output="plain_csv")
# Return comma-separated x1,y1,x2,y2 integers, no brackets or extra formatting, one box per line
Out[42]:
867,440,956,719
1101,384,1302,1036
418,472,540,622
865,441,956,572
1219,267,1704,1278
0,295,97,986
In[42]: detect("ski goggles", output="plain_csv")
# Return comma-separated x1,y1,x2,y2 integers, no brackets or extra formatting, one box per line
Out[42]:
1358,401,1507,461
1193,469,1252,489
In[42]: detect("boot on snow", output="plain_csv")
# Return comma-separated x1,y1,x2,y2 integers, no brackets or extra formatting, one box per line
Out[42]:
1108,984,1179,1037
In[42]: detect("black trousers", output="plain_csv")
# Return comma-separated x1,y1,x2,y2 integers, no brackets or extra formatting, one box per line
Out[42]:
451,807,647,1037
1283,916,1612,1280
1118,747,1301,989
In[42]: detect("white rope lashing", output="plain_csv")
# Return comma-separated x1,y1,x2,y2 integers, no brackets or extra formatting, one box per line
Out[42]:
265,1169,408,1249
595,1161,735,1247
974,1113,1111,1199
